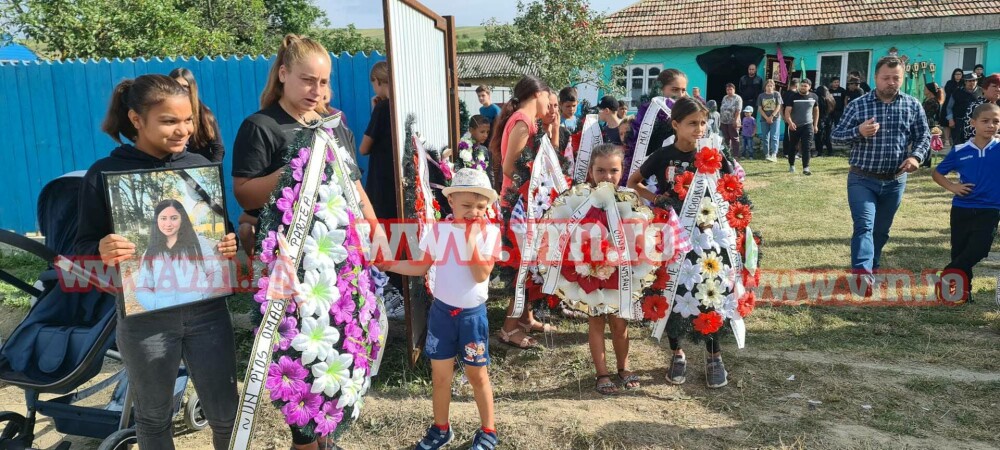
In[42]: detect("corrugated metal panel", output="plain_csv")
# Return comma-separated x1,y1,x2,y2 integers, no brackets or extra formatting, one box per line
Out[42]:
387,0,451,151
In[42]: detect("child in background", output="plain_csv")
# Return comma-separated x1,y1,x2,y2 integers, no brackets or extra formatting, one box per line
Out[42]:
931,103,1000,304
619,117,634,145
477,85,502,124
740,106,756,160
706,100,721,137
381,169,501,450
628,97,734,388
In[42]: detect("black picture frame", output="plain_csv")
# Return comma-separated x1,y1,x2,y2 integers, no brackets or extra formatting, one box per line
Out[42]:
101,164,233,316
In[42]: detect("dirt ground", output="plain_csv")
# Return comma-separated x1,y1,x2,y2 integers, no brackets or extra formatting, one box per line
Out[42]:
2,303,997,450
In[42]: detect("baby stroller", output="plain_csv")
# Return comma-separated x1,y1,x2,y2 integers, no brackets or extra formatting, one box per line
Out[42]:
0,172,206,450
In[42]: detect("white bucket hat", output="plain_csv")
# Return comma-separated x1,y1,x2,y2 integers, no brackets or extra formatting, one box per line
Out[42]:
442,168,498,203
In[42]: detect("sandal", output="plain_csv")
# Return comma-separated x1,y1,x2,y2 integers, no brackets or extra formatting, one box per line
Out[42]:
595,374,618,395
618,369,641,390
497,327,537,349
518,321,557,333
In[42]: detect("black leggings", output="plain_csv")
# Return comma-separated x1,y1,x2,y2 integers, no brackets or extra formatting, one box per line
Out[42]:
290,427,318,445
669,335,721,354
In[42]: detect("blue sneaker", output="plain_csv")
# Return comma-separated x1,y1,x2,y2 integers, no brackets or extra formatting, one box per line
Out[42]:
470,429,498,450
414,424,453,450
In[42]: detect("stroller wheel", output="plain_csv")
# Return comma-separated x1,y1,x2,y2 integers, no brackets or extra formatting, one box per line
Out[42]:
97,428,137,450
184,393,209,431
0,411,27,441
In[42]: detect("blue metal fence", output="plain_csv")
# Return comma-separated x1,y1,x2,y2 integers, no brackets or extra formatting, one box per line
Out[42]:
0,52,385,234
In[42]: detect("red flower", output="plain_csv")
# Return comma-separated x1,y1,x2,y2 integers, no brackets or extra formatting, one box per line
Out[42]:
742,267,760,288
717,174,744,203
694,147,723,174
737,291,756,317
673,171,694,199
432,198,441,211
547,295,561,309
692,310,724,334
642,295,669,320
736,230,746,254
727,203,752,230
651,268,669,291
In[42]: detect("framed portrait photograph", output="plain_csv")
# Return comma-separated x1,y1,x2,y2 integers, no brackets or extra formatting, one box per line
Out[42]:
102,164,233,316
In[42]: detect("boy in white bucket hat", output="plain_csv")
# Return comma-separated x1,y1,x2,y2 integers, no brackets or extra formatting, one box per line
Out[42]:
380,168,501,450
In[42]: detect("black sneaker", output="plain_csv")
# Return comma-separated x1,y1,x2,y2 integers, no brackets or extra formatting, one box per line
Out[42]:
706,357,728,388
667,355,687,385
803,167,812,176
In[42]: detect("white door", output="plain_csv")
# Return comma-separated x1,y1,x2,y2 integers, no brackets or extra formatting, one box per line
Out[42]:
942,44,983,85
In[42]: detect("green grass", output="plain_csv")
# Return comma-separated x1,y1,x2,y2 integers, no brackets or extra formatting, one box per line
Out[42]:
0,247,47,308
3,153,999,449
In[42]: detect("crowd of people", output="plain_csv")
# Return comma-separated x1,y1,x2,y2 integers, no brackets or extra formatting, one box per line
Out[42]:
66,28,1000,450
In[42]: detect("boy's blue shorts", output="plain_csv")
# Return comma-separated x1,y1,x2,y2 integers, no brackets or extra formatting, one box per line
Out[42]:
424,300,490,366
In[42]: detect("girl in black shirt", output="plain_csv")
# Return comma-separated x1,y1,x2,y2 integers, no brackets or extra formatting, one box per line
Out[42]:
75,74,239,449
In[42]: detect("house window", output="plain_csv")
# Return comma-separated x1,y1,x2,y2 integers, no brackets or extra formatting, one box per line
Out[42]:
942,44,983,84
817,51,871,88
625,64,661,108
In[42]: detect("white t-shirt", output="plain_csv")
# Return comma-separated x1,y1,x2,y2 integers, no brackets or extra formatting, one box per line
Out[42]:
418,222,501,308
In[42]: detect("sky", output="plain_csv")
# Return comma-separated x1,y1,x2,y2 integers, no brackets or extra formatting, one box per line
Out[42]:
317,0,634,28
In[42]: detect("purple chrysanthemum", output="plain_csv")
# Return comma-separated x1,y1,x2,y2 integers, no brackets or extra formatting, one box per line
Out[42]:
330,298,356,325
312,401,345,436
281,390,322,427
276,316,298,351
266,356,308,402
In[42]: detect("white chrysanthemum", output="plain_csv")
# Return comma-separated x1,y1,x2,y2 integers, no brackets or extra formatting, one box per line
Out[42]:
697,252,723,278
351,378,371,420
674,290,702,317
336,368,367,409
303,221,348,271
297,270,339,318
316,184,349,228
710,224,734,249
693,228,719,253
696,201,718,227
719,266,739,289
678,258,704,290
475,152,486,162
459,149,473,162
696,278,725,310
290,313,340,365
310,350,354,397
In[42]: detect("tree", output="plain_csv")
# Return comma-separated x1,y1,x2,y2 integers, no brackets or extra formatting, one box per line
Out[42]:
0,0,329,59
483,0,629,96
312,24,385,55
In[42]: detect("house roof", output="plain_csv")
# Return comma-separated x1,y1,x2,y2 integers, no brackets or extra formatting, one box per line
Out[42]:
605,0,994,38
0,41,38,62
457,51,535,80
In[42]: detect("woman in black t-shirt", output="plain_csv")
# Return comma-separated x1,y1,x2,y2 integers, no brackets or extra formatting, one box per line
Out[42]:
231,35,370,262
359,61,396,220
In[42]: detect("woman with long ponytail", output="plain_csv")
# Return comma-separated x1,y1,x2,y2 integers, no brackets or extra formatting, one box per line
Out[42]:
489,75,554,349
169,67,225,162
77,74,240,449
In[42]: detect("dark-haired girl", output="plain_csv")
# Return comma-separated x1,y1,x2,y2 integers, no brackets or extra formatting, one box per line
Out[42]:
627,97,733,389
135,199,229,310
74,74,239,450
170,68,225,163
814,86,836,157
490,75,553,349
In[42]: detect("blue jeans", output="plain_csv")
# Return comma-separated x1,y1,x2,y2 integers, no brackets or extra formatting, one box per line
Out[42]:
741,135,755,158
760,117,781,157
847,171,907,274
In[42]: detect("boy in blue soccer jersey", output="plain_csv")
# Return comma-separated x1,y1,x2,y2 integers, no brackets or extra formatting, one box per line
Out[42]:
932,102,1000,303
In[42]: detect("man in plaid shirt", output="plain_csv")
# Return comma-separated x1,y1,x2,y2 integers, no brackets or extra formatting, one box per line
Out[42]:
832,56,930,291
